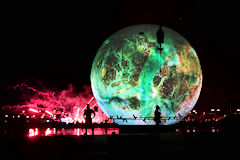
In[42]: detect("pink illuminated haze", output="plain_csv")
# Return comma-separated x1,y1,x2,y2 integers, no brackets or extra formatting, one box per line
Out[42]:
2,82,109,123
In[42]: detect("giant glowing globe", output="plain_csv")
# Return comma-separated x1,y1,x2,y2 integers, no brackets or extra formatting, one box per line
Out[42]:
91,24,202,125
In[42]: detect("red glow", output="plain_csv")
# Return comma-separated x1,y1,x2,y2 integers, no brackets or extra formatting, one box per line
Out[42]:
29,108,39,113
45,128,52,136
76,128,80,136
29,129,34,137
81,106,87,113
2,83,110,124
28,128,119,136
90,103,98,109
87,96,95,104
45,110,53,117
35,128,39,135
81,96,95,112
28,128,39,137
74,107,80,121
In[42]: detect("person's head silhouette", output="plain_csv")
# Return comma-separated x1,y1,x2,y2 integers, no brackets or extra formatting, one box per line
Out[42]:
156,105,160,111
87,104,90,109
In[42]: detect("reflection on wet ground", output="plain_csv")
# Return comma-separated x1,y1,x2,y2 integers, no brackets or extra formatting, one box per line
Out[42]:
1,126,239,159
0,126,221,137
28,128,119,137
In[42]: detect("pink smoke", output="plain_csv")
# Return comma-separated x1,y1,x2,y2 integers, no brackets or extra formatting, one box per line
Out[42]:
2,82,109,123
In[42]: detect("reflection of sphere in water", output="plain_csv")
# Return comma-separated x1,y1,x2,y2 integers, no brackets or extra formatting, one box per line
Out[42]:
91,24,202,125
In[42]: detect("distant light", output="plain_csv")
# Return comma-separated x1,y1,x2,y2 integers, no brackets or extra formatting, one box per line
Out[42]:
60,117,74,124
211,109,215,111
53,128,56,135
45,128,52,136
26,116,29,118
32,115,36,118
192,110,196,113
29,108,39,113
5,115,8,118
12,116,15,118
29,128,39,137
76,128,80,136
29,129,35,137
216,109,220,112
46,120,50,122
45,110,53,117
35,128,39,136
237,109,240,112
17,115,20,118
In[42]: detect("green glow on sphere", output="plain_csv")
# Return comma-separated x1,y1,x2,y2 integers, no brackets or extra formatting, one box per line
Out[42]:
91,24,202,125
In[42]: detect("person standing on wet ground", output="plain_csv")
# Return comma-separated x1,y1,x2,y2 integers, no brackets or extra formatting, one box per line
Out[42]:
154,105,161,126
83,104,95,135
154,105,162,141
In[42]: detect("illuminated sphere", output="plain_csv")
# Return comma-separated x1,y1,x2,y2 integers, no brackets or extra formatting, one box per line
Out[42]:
91,24,202,125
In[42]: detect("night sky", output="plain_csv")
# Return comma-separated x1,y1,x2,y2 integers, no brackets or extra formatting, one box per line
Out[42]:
1,0,239,111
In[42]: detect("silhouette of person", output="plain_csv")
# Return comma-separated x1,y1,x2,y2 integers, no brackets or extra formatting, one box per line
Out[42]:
83,104,95,126
83,104,95,135
156,26,164,52
154,105,161,126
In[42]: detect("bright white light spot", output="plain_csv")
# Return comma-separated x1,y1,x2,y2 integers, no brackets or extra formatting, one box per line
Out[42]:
60,117,74,124
136,93,140,99
152,87,157,98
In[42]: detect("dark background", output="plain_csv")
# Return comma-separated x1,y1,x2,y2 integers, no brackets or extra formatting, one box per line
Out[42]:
1,0,239,111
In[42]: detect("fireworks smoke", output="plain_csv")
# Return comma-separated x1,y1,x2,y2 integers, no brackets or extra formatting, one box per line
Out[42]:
2,82,108,123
